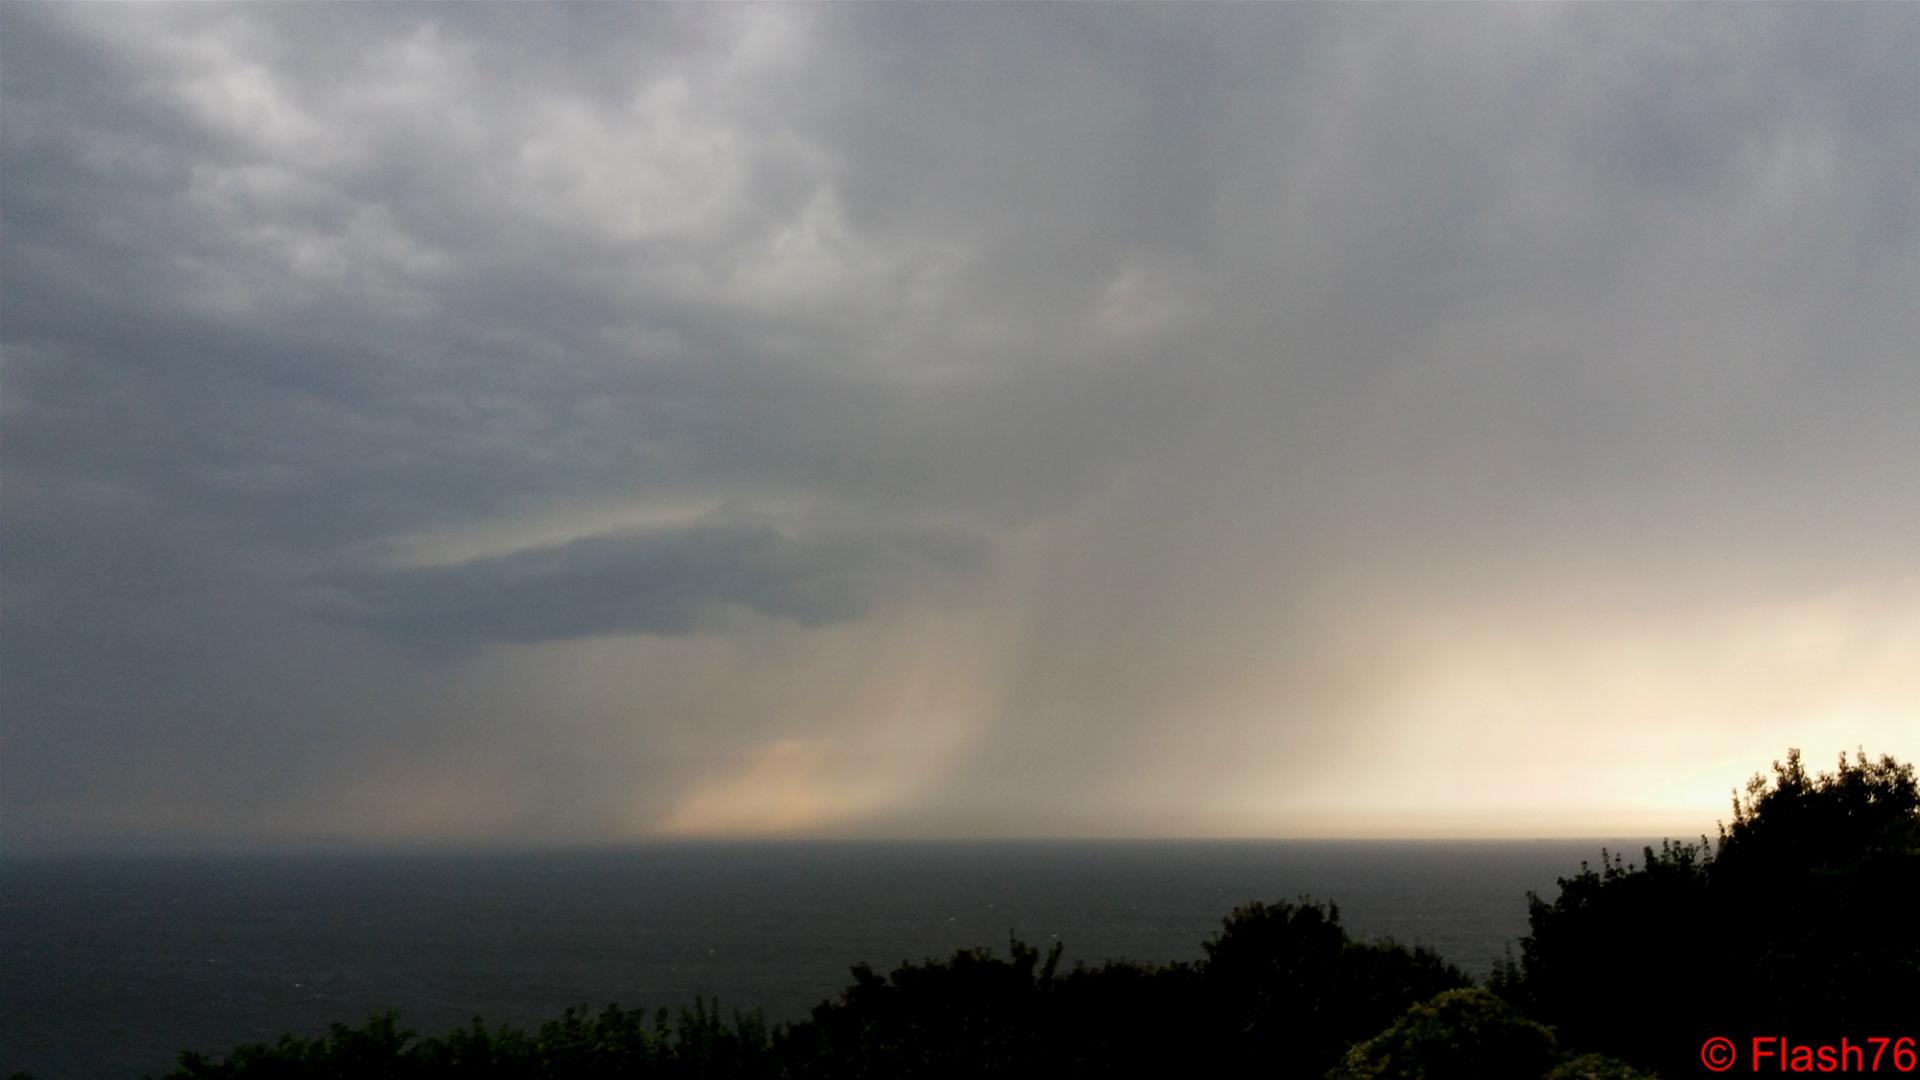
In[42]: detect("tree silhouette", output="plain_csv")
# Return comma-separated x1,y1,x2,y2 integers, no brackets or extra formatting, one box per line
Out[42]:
1502,749,1920,1074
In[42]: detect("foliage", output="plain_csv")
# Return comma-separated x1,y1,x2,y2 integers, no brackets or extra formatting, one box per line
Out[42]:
1494,839,1713,1065
1199,900,1471,1076
1502,749,1920,1075
1542,1053,1660,1080
1713,749,1920,1029
1328,988,1558,1080
160,1002,772,1080
778,905,1465,1078
774,938,1069,1078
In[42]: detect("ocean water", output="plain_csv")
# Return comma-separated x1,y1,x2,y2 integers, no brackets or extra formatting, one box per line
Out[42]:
0,839,1651,1078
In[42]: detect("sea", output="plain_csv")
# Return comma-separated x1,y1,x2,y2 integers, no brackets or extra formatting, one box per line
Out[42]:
0,839,1654,1079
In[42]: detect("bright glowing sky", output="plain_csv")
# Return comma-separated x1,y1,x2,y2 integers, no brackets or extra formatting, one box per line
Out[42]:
2,5,1915,849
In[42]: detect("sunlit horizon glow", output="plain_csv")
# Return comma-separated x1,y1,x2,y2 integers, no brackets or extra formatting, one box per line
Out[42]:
2,5,1915,851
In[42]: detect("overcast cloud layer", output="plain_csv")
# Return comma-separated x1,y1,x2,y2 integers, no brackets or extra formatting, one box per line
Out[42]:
3,5,1916,848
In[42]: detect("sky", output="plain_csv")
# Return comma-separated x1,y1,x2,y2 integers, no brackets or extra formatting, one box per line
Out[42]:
2,4,1916,850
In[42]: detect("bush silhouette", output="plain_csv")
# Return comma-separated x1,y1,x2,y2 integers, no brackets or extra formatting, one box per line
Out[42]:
1198,899,1469,1075
1328,988,1558,1080
1502,749,1920,1074
1542,1053,1659,1080
163,1003,772,1080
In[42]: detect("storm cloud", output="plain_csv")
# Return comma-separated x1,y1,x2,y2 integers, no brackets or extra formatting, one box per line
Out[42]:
3,4,1916,848
325,521,992,648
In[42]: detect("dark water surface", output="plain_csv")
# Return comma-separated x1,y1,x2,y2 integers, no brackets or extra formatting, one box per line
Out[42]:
1,840,1649,1078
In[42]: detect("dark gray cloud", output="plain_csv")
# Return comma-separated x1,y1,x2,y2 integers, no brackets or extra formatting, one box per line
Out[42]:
2,4,1916,847
325,521,991,649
